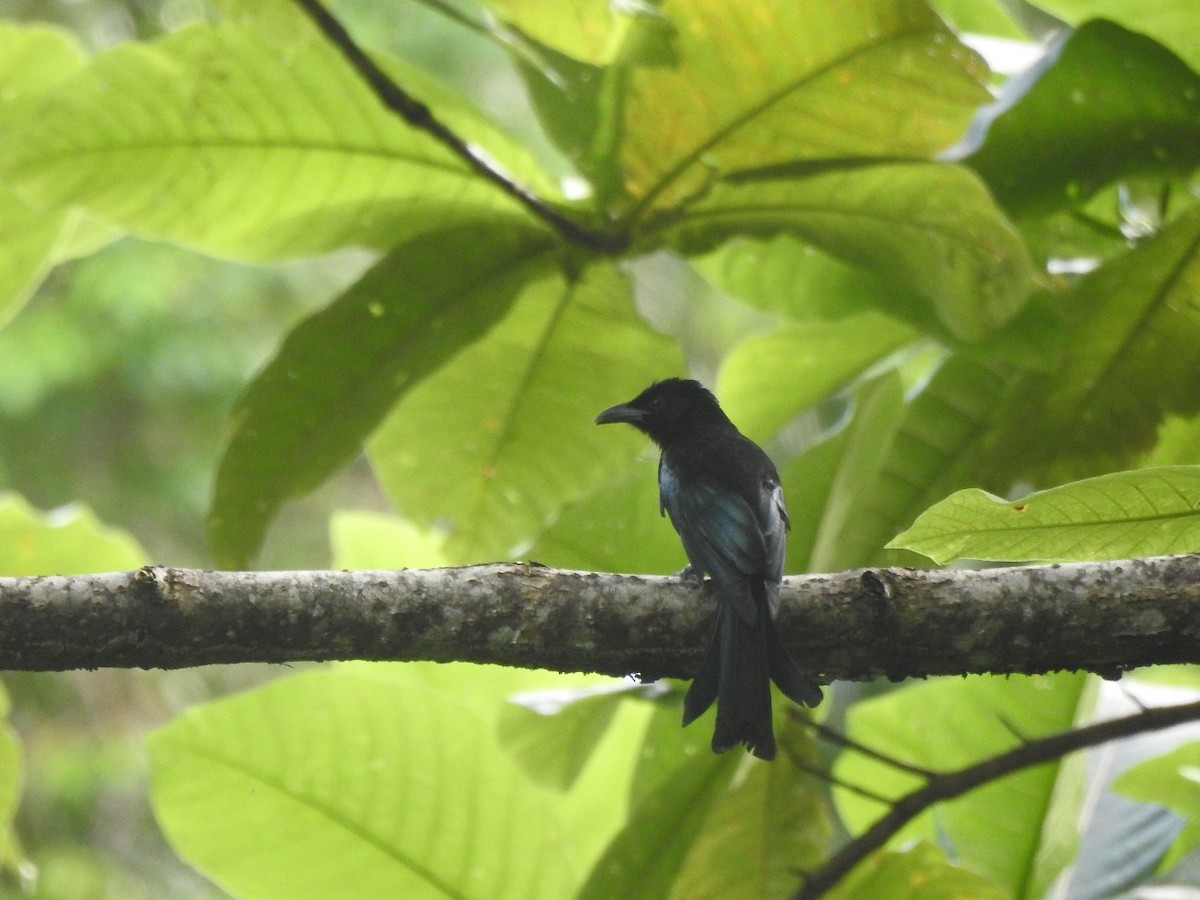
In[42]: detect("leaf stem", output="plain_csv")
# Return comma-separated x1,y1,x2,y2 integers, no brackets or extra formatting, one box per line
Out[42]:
289,0,625,253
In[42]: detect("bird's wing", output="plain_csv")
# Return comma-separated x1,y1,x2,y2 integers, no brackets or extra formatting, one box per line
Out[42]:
661,475,766,625
759,478,789,616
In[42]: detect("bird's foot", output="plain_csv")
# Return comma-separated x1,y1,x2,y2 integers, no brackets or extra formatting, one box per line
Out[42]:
675,564,704,582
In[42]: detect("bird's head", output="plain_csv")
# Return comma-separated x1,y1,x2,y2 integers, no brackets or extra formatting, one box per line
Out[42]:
595,378,730,446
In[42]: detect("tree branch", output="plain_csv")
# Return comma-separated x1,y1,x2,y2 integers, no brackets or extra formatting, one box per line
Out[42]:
2,555,1200,673
793,698,1200,899
289,0,626,253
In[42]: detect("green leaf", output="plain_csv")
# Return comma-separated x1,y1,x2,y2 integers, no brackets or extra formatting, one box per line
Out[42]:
497,685,628,791
208,222,556,567
928,0,1024,38
829,842,1009,900
0,493,145,576
577,747,739,900
480,0,621,65
835,673,1089,897
662,162,1036,341
210,0,318,44
2,22,546,260
670,712,830,900
965,20,1200,217
507,7,678,207
0,186,68,329
369,260,684,560
809,374,907,572
0,23,87,322
717,312,919,441
329,511,448,570
511,42,613,189
337,661,645,878
526,465,683,574
1034,1,1200,71
0,23,84,111
1148,412,1200,467
890,465,1200,564
984,203,1200,483
780,422,853,575
0,683,22,883
620,0,990,213
1113,742,1200,869
832,354,1019,567
149,667,583,900
692,235,881,322
627,689,711,807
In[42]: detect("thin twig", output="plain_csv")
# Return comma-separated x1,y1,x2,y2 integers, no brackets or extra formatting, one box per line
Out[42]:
289,0,624,252
796,710,938,779
996,713,1030,745
795,698,1200,899
782,743,893,806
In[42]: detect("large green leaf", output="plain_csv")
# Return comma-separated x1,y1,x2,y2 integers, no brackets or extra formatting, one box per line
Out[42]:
0,185,67,329
780,422,853,575
808,374,907,572
1113,742,1200,870
626,689,714,808
1034,1,1200,71
0,683,22,883
984,203,1200,483
506,7,673,207
149,667,584,899
835,673,1089,898
208,222,556,567
836,354,1019,567
829,842,1009,900
692,235,881,322
619,0,990,214
333,660,647,877
890,465,1200,564
2,21,546,260
1148,412,1200,467
966,20,1200,217
794,354,991,573
329,511,448,570
929,0,1024,38
369,261,683,560
669,712,830,900
0,23,83,108
0,23,87,323
496,686,628,792
480,0,621,65
577,747,739,900
661,162,1036,340
717,312,919,441
211,0,318,44
0,493,145,576
526,465,683,574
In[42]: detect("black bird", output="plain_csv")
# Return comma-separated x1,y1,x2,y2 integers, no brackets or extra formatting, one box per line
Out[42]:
596,378,822,760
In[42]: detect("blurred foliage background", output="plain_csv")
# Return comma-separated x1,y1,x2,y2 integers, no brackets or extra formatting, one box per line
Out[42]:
1,0,1200,897
0,3,500,896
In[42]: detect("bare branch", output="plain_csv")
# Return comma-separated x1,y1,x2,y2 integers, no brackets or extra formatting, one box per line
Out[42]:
794,697,1200,899
1,555,1200,673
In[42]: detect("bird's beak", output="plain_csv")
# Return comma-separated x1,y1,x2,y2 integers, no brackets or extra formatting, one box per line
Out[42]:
595,402,644,425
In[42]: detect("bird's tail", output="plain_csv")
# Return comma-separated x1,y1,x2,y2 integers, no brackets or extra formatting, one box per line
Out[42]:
767,618,824,709
682,598,822,762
